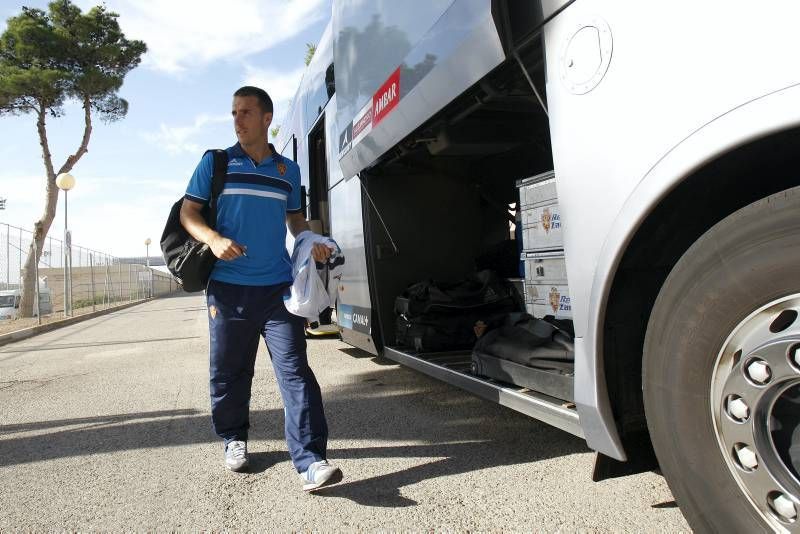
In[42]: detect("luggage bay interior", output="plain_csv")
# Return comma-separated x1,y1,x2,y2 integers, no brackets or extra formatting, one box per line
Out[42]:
359,39,582,434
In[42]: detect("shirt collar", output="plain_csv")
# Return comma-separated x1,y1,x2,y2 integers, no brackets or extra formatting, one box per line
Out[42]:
230,142,280,165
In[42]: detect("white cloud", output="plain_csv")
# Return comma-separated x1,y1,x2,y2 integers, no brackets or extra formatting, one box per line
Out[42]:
0,173,49,230
79,0,328,74
242,65,306,104
0,170,184,257
143,62,307,153
143,113,230,155
73,199,173,258
241,64,306,127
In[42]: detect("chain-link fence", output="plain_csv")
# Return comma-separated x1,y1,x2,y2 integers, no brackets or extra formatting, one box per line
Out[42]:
0,222,180,326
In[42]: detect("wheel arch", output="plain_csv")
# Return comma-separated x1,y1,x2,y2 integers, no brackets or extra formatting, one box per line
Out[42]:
578,83,800,461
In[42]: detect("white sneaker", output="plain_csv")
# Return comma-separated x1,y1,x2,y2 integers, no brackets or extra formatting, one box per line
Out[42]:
224,440,249,472
305,323,340,336
300,460,342,491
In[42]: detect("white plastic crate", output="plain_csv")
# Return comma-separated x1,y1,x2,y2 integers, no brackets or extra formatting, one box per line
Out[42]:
524,283,572,319
524,252,568,283
517,171,556,210
522,252,572,319
521,200,563,252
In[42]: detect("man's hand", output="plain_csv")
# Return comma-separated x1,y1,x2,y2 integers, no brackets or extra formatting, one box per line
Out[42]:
311,243,332,263
210,234,247,261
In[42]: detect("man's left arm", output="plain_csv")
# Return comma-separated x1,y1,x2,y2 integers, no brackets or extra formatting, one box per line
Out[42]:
286,212,310,237
286,212,331,262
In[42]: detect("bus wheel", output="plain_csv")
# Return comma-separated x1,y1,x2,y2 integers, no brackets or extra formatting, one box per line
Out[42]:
643,186,800,532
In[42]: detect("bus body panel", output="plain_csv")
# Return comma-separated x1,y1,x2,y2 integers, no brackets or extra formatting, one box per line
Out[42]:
542,1,800,457
276,20,335,178
545,1,800,336
325,95,378,354
335,0,506,178
574,84,800,458
304,23,334,135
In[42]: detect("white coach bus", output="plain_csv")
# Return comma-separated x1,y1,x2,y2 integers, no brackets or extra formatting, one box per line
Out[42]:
276,2,800,530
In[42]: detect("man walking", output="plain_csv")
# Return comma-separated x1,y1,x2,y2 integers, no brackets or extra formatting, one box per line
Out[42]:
180,86,341,491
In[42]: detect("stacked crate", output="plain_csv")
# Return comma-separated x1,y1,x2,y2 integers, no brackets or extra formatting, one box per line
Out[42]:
517,171,572,319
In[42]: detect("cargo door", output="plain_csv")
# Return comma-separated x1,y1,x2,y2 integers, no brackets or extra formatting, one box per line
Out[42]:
325,96,379,354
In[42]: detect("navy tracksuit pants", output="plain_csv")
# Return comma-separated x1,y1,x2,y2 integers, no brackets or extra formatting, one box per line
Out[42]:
206,279,328,473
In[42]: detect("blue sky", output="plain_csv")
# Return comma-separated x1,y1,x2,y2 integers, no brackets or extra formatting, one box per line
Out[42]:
0,0,331,257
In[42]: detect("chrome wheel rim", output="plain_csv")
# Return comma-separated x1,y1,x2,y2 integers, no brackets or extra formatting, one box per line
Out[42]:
711,294,800,532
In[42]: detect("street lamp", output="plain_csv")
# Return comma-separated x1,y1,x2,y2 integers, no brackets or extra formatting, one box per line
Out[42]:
56,173,75,316
144,237,152,298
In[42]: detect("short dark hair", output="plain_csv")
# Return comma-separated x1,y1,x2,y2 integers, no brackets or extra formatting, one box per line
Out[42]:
233,86,273,114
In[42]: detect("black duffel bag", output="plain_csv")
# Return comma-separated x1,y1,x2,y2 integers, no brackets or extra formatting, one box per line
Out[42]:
160,149,227,292
394,270,523,352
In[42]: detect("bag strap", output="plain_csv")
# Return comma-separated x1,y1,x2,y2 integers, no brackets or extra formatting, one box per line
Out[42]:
209,149,228,201
202,148,228,230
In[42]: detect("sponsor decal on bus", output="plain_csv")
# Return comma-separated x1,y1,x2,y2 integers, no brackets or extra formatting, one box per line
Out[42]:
337,303,372,335
338,67,402,156
372,68,400,126
352,101,373,146
338,122,353,155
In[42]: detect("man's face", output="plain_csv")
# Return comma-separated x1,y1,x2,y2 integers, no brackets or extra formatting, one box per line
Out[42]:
232,95,272,146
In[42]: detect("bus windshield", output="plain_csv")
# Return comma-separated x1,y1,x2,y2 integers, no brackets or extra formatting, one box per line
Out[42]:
0,295,16,308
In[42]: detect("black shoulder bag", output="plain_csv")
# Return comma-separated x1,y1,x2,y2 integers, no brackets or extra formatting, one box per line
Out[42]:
160,149,228,292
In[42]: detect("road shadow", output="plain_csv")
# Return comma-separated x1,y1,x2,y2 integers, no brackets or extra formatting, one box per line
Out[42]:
337,347,398,366
0,337,201,354
313,441,557,507
0,409,201,436
652,500,679,509
0,363,588,509
116,306,207,315
246,451,287,474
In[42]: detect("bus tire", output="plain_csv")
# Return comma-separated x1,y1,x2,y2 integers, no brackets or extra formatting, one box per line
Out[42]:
643,185,800,532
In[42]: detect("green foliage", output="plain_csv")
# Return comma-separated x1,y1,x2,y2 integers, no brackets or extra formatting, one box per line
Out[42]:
270,125,280,138
0,0,146,121
304,42,316,66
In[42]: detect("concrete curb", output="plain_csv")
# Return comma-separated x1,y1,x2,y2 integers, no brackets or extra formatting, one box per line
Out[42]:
0,299,154,347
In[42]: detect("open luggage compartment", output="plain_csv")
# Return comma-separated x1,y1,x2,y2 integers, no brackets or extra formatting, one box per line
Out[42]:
356,40,581,432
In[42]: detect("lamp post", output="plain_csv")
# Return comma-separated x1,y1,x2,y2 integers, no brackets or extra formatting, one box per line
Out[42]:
56,173,75,316
144,237,151,297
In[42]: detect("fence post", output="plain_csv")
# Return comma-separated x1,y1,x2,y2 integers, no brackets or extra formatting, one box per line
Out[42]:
90,253,96,312
18,227,22,287
103,260,110,309
33,238,41,326
5,224,9,288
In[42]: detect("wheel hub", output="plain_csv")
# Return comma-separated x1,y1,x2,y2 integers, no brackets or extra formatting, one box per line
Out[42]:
712,296,800,532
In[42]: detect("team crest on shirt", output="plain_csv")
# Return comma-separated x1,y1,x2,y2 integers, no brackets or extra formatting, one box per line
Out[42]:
277,162,287,176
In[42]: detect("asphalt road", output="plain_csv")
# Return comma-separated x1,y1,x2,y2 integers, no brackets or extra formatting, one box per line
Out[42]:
0,294,690,531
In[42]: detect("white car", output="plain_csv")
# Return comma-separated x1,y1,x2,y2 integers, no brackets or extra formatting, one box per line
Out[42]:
0,289,52,320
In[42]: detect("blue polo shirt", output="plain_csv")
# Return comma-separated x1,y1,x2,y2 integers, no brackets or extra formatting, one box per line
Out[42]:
185,143,302,286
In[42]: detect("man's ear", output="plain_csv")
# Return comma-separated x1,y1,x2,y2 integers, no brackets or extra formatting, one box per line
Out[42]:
263,112,273,128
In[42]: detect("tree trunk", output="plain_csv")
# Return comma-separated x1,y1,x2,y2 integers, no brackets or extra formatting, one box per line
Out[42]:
18,97,93,317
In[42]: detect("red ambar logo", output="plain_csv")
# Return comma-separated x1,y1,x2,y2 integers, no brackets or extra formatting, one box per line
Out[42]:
372,68,400,126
